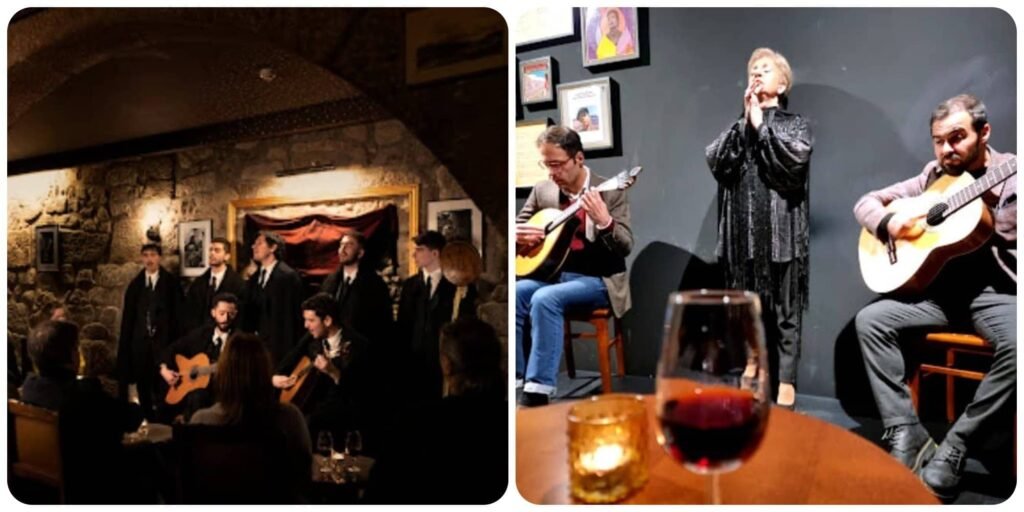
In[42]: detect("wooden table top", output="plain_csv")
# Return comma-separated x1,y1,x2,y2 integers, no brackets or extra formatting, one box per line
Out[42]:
516,395,939,504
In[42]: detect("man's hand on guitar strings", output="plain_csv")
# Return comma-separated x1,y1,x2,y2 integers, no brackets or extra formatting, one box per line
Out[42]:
516,223,546,248
159,365,180,386
272,374,296,389
581,190,612,228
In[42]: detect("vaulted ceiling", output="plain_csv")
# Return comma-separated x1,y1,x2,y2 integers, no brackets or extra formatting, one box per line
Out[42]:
7,8,507,226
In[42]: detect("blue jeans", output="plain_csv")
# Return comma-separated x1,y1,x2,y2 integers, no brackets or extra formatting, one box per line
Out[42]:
516,272,610,395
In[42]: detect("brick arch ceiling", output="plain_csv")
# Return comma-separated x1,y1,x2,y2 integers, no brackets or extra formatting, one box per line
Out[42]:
7,8,507,227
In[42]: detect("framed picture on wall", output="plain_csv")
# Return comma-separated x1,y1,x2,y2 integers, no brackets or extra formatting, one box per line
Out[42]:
179,219,212,277
515,7,576,47
35,225,59,272
581,7,640,67
558,77,614,150
519,56,554,105
516,118,553,187
428,199,483,256
405,8,507,85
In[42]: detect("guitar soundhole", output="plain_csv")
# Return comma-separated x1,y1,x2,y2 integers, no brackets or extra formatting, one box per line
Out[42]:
926,203,949,226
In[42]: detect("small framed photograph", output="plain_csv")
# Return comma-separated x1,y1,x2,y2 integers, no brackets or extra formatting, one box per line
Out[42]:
427,199,483,256
179,219,212,277
519,56,554,105
405,8,507,85
581,7,640,67
36,225,59,272
558,77,614,150
516,118,553,188
515,7,576,48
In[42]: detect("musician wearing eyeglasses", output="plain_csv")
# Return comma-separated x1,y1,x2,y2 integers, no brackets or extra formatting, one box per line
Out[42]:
515,126,633,407
853,94,1016,501
705,47,813,410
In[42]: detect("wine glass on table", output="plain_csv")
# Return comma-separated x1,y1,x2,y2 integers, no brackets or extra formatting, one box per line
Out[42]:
316,431,334,473
655,290,771,504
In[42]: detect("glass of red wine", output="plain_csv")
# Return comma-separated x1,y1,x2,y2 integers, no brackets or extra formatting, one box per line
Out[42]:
655,290,770,504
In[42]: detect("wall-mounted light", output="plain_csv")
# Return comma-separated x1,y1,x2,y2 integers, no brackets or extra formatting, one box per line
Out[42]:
275,161,336,178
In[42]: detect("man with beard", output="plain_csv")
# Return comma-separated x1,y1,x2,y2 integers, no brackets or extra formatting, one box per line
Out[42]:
159,293,240,421
183,237,247,333
320,231,393,347
853,94,1016,501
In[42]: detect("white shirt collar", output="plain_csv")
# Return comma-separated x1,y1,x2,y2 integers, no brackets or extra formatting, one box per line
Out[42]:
324,329,344,357
425,268,443,296
562,166,592,200
145,270,160,287
210,266,227,285
342,265,359,282
212,327,230,345
260,260,278,284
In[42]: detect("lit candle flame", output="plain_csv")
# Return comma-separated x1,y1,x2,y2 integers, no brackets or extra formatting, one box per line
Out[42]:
580,443,626,472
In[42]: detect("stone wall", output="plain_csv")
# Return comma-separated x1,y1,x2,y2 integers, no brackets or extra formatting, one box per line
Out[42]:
8,119,508,373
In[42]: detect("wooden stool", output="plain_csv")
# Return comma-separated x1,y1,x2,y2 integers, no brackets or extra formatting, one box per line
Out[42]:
908,332,993,422
563,308,625,394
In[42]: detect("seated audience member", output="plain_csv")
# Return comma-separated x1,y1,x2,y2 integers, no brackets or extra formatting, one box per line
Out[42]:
368,317,507,504
18,320,144,503
190,333,312,501
79,338,119,398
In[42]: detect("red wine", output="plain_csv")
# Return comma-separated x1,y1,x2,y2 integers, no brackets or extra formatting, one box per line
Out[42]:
659,390,767,472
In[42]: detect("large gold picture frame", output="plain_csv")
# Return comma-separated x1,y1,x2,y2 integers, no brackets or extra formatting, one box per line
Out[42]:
227,184,420,276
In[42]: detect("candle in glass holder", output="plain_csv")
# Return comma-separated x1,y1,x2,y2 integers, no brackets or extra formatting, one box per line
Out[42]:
568,394,649,503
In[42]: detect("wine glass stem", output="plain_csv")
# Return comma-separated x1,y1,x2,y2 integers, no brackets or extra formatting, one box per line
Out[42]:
707,473,722,504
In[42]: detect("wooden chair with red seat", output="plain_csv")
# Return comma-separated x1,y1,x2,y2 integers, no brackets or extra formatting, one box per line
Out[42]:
8,399,64,503
562,308,625,394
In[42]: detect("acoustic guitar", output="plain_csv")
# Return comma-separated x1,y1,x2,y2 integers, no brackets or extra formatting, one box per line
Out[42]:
165,353,217,405
279,356,317,406
516,166,642,281
858,157,1016,295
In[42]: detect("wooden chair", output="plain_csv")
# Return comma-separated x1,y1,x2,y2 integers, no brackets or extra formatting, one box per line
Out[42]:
908,332,993,422
8,399,64,503
563,308,625,394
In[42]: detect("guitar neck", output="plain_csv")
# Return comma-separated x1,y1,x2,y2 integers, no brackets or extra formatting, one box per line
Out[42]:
543,180,620,234
945,159,1017,213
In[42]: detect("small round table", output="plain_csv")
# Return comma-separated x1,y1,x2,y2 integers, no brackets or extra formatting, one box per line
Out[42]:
516,395,939,504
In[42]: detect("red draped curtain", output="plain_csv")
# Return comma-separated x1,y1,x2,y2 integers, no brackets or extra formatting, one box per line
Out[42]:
242,204,399,279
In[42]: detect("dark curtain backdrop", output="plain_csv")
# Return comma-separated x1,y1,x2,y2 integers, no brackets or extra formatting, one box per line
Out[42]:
243,204,399,279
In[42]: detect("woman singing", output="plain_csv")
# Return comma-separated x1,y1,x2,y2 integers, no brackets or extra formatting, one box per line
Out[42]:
705,47,813,409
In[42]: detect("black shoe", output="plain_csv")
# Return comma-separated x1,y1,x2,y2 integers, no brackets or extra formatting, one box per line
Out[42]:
518,391,550,408
881,423,936,472
918,441,966,502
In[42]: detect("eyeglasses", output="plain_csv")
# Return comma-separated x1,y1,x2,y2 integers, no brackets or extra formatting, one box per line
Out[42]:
537,158,574,170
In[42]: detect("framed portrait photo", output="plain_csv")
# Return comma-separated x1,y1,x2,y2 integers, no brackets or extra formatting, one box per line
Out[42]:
35,225,59,272
558,77,614,150
519,56,554,105
516,118,553,188
427,199,483,256
405,8,507,85
581,7,640,67
179,219,212,277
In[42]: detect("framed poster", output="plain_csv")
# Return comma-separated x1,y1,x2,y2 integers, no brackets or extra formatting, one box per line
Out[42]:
558,77,614,150
515,7,575,47
179,219,212,277
36,225,59,272
516,118,553,188
427,199,483,256
519,56,554,105
405,8,507,85
581,7,640,67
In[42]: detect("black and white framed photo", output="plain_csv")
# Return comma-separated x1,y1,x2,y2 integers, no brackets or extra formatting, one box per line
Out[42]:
427,199,483,256
179,219,212,277
35,225,59,272
558,77,614,150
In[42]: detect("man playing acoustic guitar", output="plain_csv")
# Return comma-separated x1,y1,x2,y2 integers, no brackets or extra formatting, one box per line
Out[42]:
853,94,1016,500
515,126,633,407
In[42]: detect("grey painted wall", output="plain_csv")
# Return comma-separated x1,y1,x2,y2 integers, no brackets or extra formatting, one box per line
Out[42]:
515,8,1016,402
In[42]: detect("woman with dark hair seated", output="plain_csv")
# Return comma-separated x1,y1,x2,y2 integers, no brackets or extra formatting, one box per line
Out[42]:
368,317,507,504
189,333,311,501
